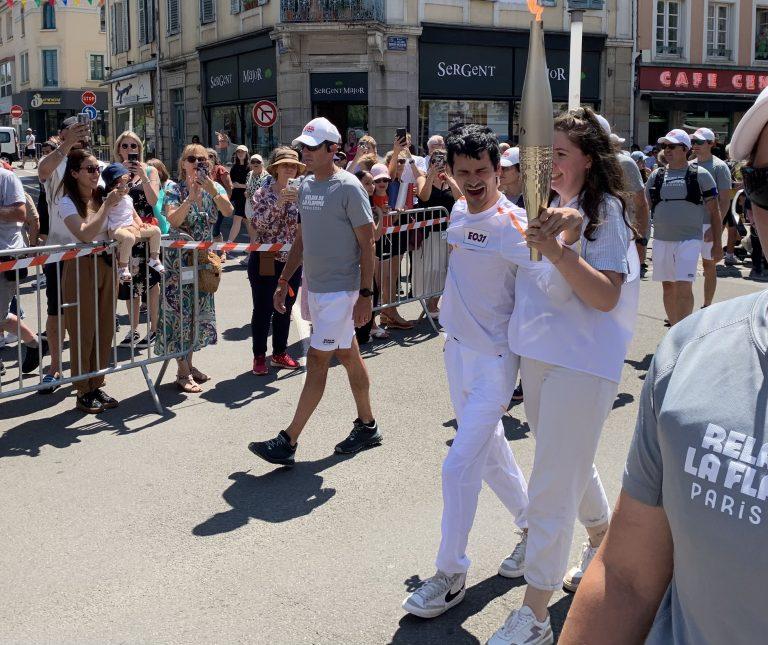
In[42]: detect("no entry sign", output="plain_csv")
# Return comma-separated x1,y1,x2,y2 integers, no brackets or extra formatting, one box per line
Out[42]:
252,100,278,128
10,105,22,119
81,91,97,106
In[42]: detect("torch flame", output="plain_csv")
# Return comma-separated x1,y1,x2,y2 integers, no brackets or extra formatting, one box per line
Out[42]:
527,0,543,22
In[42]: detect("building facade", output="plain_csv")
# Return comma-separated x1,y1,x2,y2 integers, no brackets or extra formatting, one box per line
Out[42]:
636,0,768,147
106,0,634,166
0,2,108,145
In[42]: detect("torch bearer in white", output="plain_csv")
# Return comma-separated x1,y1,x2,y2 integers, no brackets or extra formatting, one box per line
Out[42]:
519,3,554,261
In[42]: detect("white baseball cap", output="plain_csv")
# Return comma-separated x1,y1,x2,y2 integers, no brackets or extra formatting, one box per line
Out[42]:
610,132,626,146
292,117,341,147
595,114,612,136
692,127,715,143
658,128,692,149
500,146,520,168
730,87,768,160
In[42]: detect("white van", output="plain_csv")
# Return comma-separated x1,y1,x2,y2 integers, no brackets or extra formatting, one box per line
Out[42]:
0,127,19,163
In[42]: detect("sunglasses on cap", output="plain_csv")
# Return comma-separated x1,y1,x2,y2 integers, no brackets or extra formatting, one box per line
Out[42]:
120,142,139,150
742,166,768,210
80,165,101,174
186,155,207,163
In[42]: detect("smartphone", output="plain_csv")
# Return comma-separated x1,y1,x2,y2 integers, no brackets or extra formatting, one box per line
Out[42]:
396,128,407,144
196,160,208,181
77,113,90,125
127,152,139,163
432,152,446,170
287,178,302,190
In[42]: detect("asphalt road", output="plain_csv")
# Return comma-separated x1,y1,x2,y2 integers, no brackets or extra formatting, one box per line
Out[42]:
1,169,764,643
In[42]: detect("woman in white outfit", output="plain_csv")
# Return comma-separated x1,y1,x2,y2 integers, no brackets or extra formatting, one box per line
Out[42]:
487,107,640,645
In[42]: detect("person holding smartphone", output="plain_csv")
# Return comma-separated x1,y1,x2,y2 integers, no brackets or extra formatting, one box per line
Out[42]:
388,130,426,186
346,135,379,173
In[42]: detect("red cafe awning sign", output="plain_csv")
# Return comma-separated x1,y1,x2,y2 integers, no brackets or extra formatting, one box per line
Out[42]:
639,66,768,94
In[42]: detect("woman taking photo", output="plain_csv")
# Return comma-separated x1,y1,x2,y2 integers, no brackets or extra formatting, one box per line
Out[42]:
490,107,640,643
208,148,233,261
156,144,233,393
247,147,303,376
114,130,162,350
58,149,122,414
227,145,250,262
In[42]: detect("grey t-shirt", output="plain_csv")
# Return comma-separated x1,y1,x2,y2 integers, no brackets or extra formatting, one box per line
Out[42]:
695,155,732,202
298,169,373,293
0,168,27,251
646,164,717,241
618,152,645,192
623,290,768,645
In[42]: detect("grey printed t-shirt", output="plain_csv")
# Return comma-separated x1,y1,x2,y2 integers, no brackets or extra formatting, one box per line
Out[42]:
623,290,768,645
695,155,732,197
618,152,645,225
646,164,717,241
298,169,373,293
0,168,27,251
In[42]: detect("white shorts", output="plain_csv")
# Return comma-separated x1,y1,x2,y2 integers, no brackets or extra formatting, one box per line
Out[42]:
701,225,713,261
652,239,700,283
307,290,357,351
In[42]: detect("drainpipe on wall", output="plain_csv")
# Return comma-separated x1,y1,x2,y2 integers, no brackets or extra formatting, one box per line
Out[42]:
629,0,637,145
154,0,162,161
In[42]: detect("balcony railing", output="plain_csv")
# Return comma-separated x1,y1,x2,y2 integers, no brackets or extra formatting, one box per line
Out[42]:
707,46,732,59
656,44,683,56
280,0,384,23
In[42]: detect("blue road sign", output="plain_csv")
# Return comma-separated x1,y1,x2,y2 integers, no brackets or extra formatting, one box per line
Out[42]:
81,105,98,121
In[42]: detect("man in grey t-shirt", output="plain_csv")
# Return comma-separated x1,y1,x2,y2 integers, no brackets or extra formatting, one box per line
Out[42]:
692,127,733,307
249,117,380,468
617,149,650,276
559,91,768,645
646,129,721,326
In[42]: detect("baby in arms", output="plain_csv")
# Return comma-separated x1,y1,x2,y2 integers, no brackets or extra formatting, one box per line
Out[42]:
101,163,164,282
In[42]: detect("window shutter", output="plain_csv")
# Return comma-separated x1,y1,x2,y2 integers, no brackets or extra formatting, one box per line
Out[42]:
110,3,117,54
167,0,180,35
121,2,130,52
147,0,155,43
201,0,215,24
138,0,147,45
231,0,241,14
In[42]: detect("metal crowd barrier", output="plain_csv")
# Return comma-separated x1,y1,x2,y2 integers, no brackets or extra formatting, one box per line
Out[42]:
373,206,450,333
0,234,200,414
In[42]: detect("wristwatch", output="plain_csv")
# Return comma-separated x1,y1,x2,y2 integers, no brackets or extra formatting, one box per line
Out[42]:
359,288,373,298
636,236,648,247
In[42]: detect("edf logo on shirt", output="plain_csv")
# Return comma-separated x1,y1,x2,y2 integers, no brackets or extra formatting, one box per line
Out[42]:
464,229,489,248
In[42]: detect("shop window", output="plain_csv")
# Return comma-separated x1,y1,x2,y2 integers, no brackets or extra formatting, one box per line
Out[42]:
167,0,180,35
42,4,55,30
42,49,58,88
419,100,510,149
89,54,105,82
210,105,241,163
243,102,277,159
19,52,28,84
706,2,732,60
655,1,683,57
756,7,768,61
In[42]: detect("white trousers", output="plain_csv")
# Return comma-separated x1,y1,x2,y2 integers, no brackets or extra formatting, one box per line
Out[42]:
436,339,529,575
521,357,616,592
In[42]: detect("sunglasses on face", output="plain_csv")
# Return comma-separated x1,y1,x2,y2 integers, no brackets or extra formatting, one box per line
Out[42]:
301,143,324,152
121,142,139,150
690,139,707,146
80,165,100,174
250,161,262,165
661,144,683,150
186,155,207,164
374,178,389,184
742,166,768,210
397,159,406,165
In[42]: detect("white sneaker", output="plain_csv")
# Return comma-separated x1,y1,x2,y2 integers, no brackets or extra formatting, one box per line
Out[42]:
119,267,132,282
486,606,553,645
147,257,165,274
0,332,18,347
498,530,527,578
563,542,598,592
402,570,466,619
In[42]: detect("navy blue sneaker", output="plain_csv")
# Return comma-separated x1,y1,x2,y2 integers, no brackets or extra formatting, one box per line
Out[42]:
334,419,382,454
248,431,297,466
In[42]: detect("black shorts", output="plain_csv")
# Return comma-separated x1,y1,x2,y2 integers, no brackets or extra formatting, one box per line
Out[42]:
44,262,62,316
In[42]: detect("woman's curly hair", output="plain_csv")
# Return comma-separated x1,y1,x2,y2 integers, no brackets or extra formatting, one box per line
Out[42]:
554,107,637,241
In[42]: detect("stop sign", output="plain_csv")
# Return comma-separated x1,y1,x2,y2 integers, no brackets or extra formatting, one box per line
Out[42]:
10,105,22,119
81,91,97,106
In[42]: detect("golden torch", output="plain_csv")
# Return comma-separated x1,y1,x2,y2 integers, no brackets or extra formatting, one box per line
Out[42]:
519,2,554,261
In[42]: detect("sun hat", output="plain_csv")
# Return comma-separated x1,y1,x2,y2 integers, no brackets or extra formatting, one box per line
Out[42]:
658,128,692,150
730,87,768,161
101,163,130,188
292,117,342,147
267,148,306,175
500,147,520,168
370,163,391,181
692,127,715,143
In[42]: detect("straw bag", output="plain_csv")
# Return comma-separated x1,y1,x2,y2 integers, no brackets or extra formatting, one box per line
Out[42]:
196,248,222,294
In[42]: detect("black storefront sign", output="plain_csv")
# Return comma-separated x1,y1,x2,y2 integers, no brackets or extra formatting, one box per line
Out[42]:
204,47,277,105
419,44,514,99
310,72,368,102
513,48,601,101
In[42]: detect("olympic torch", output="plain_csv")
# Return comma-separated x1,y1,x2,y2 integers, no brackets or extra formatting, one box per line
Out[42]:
519,4,554,261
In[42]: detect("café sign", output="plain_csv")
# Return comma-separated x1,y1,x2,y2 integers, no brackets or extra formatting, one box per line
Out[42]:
639,66,768,94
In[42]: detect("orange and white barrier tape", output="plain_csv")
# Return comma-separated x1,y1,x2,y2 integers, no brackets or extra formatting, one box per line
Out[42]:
0,245,110,273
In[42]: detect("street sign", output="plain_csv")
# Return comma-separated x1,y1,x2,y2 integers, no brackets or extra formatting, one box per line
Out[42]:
252,100,278,128
10,105,22,119
81,91,97,106
81,105,98,121
11,117,21,126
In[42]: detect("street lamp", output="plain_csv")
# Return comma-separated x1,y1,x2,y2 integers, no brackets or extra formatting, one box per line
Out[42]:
567,0,605,110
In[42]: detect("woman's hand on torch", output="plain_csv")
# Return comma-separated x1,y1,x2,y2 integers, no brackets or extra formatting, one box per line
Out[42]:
526,219,565,263
537,207,583,244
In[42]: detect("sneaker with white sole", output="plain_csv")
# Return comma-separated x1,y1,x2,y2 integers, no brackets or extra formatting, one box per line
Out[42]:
498,530,527,578
563,542,598,592
402,570,466,619
486,606,553,645
147,257,165,274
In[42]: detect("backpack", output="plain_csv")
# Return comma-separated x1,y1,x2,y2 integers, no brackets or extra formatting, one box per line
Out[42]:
648,162,702,214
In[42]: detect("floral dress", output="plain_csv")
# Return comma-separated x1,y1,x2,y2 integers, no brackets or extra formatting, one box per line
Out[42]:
250,174,300,263
154,179,226,356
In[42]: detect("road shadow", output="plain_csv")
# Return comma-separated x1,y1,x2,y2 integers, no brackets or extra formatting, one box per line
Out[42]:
0,387,176,458
717,265,741,278
222,324,251,342
193,453,359,535
390,574,526,644
612,392,635,410
443,416,529,448
625,353,653,374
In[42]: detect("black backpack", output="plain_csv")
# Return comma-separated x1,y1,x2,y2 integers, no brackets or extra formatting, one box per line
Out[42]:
648,162,702,214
